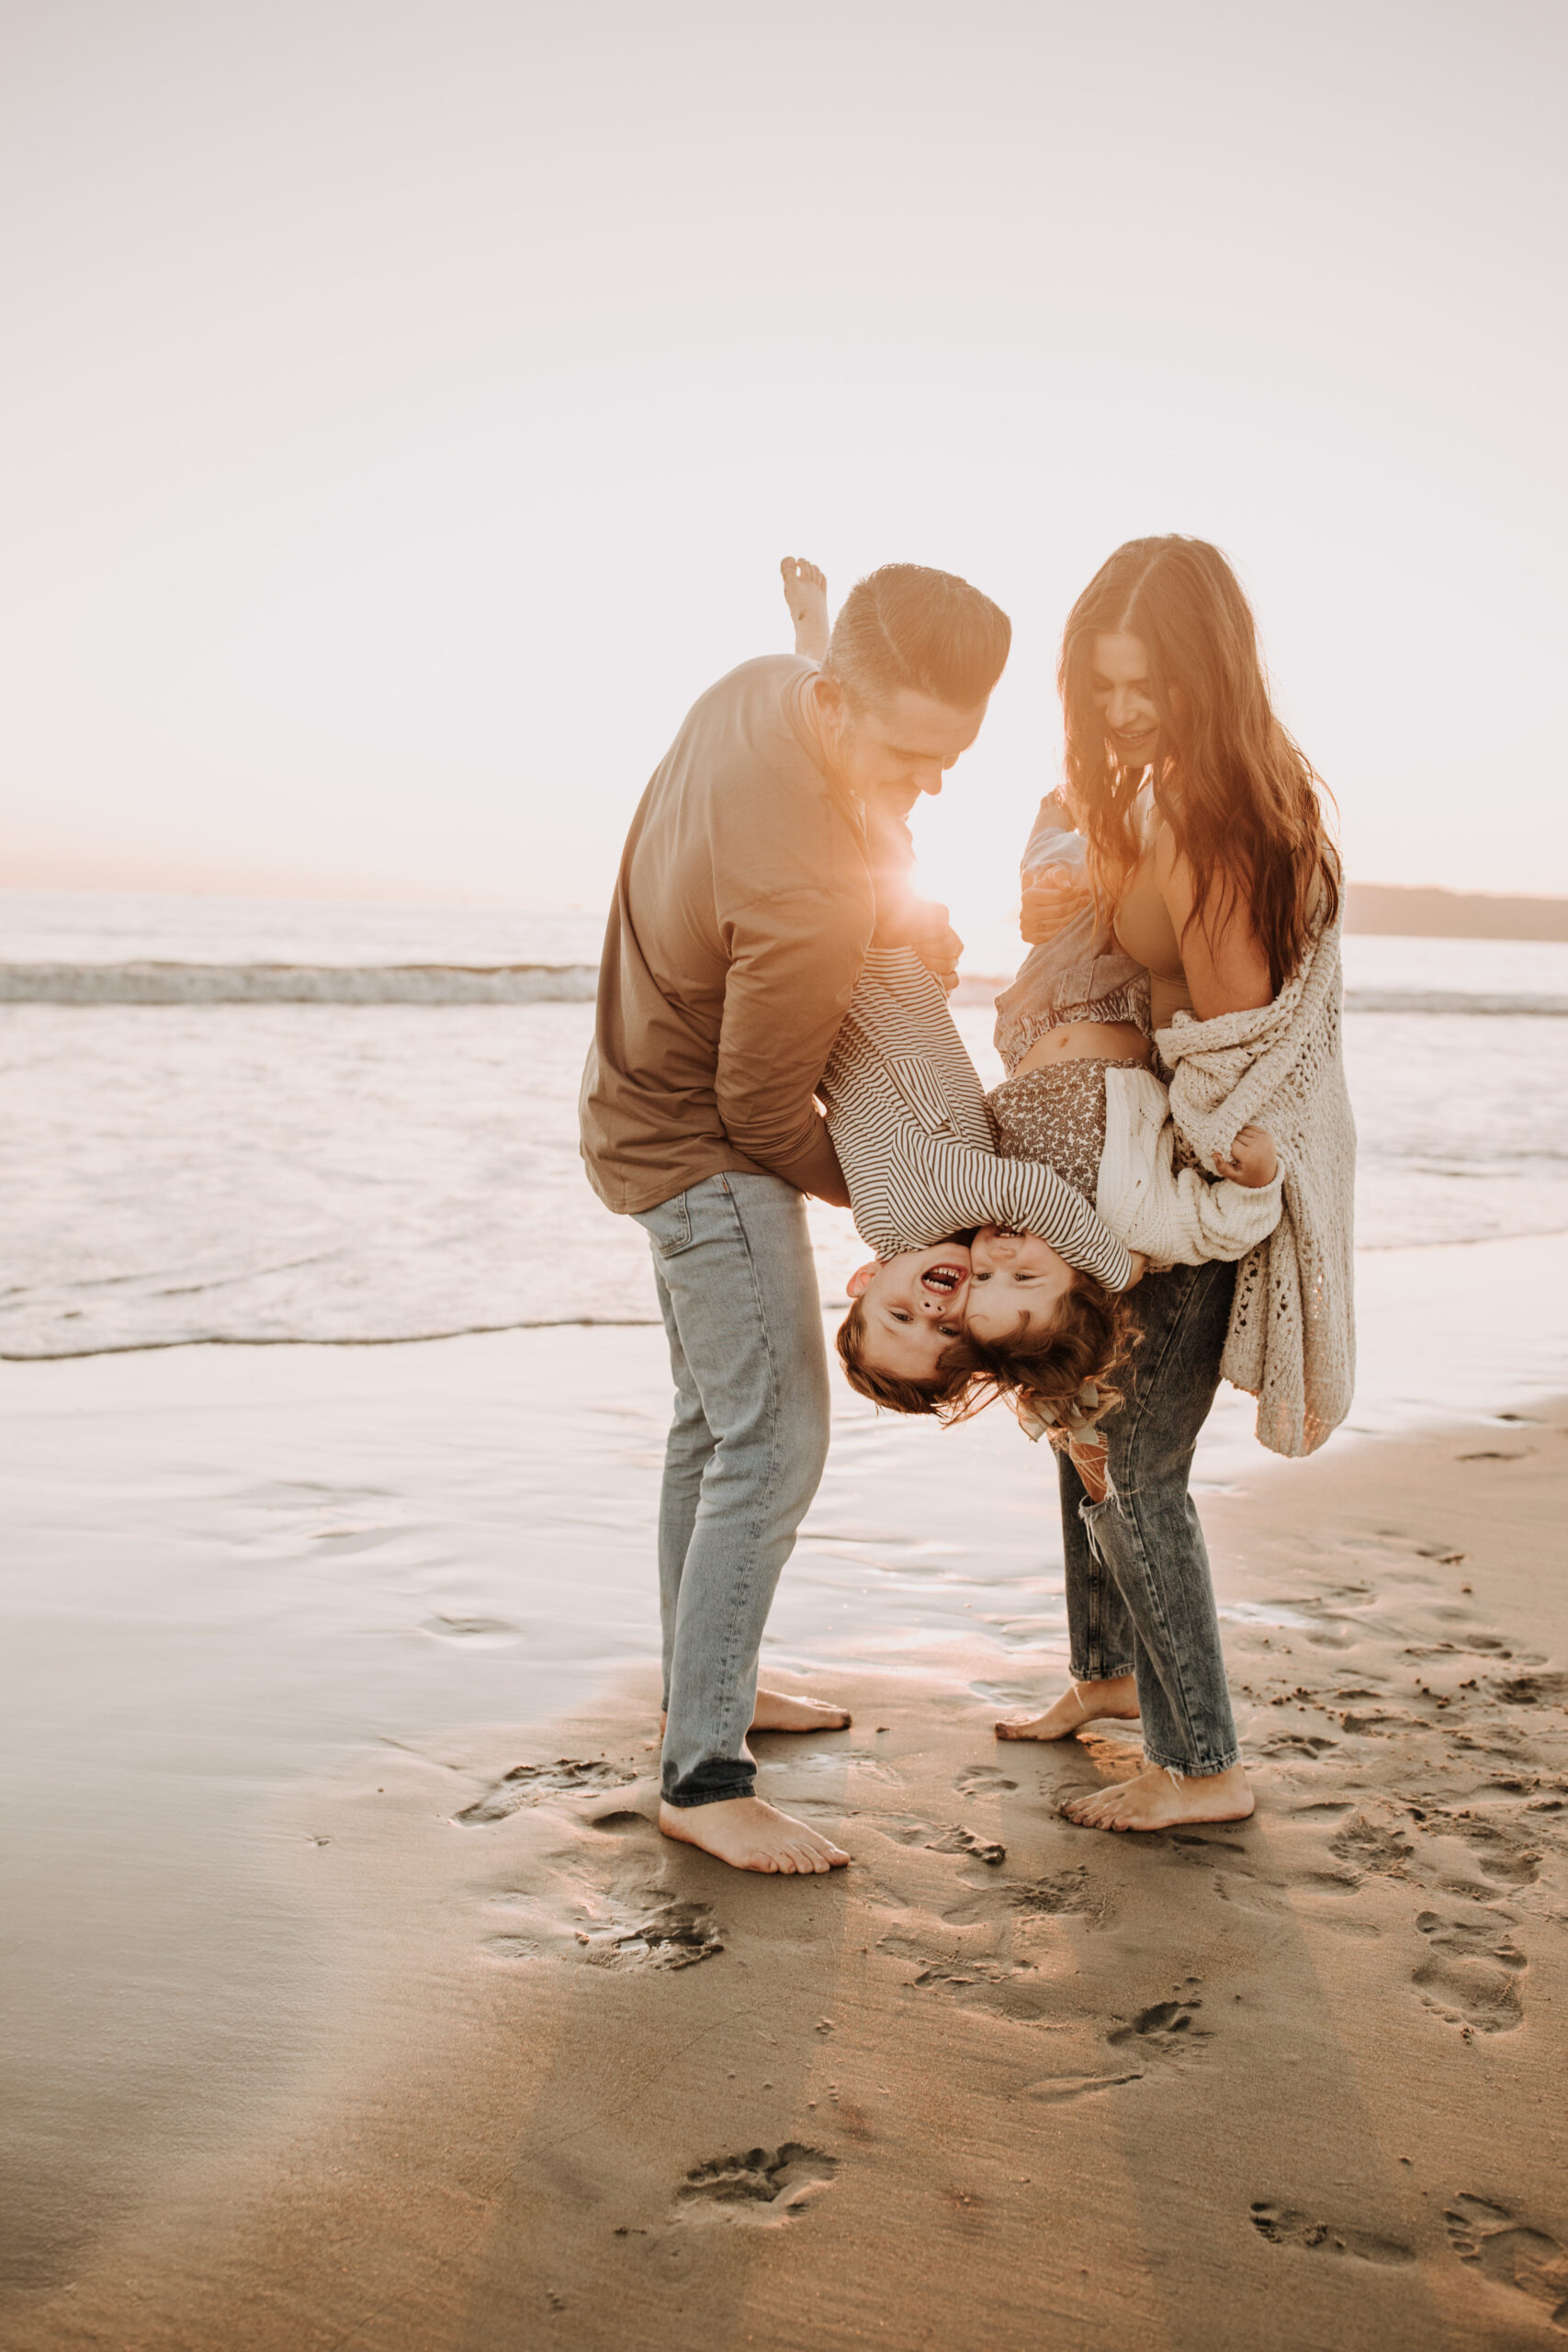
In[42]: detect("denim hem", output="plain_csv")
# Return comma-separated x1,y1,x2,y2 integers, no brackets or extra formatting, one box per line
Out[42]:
661,1782,754,1810
1068,1659,1136,1684
1140,1744,1240,1780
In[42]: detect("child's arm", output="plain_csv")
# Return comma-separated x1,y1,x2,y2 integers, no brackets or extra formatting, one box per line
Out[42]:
1118,1133,1283,1265
903,1131,1136,1292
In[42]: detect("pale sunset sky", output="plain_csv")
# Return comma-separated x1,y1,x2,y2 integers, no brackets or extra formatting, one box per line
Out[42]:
2,0,1563,953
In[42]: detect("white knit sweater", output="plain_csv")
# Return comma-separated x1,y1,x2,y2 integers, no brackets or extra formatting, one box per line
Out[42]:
1097,1066,1282,1268
1156,917,1357,1458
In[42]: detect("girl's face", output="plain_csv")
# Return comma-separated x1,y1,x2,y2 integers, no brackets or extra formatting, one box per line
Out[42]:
965,1226,1077,1340
1090,631,1160,774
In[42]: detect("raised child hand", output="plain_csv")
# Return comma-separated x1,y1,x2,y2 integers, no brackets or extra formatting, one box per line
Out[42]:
1213,1125,1279,1189
1020,864,1092,947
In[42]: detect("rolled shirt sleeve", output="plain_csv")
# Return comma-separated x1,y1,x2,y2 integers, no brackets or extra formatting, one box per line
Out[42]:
714,890,867,1193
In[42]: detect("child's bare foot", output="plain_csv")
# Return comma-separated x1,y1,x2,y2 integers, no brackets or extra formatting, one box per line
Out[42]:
996,1675,1139,1741
780,557,829,662
1061,1760,1255,1833
659,1795,849,1873
751,1689,852,1734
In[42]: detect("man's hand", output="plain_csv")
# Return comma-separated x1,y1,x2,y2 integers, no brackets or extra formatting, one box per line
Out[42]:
1020,864,1092,947
913,922,964,995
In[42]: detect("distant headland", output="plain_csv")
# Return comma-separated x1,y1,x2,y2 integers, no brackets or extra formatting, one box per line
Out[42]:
1346,885,1568,941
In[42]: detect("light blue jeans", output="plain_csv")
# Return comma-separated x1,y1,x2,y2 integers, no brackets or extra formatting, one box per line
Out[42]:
632,1172,831,1808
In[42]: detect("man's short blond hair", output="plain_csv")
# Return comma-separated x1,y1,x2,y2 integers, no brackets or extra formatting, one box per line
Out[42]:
824,564,1011,714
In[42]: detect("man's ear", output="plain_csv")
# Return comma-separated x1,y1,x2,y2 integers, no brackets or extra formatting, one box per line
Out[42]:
845,1261,880,1298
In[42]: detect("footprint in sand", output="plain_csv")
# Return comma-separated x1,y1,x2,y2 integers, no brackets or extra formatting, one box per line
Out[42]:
1445,2196,1568,2329
1005,1866,1108,1924
1328,1814,1417,1881
487,1883,724,1973
953,1766,1020,1797
1105,1996,1210,2064
675,2144,839,2226
874,1815,1006,1866
1260,1734,1340,1758
1430,1814,1544,1887
456,1758,639,1825
1494,1670,1568,1708
907,1956,1058,2024
1026,1995,1212,2101
1249,2203,1414,2266
1413,1912,1526,2033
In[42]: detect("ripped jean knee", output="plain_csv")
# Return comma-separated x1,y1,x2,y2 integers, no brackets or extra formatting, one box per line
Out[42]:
1078,1482,1122,1564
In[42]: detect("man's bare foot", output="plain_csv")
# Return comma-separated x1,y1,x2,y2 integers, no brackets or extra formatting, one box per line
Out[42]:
659,1690,851,1739
780,557,829,662
1061,1760,1255,1834
659,1795,849,1874
751,1689,852,1734
996,1675,1139,1741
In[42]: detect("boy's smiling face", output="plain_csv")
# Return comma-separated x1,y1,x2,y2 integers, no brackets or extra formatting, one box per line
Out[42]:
846,1243,971,1382
964,1225,1077,1340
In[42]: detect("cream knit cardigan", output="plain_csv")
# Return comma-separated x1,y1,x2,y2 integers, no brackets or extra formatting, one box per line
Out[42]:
1156,917,1357,1458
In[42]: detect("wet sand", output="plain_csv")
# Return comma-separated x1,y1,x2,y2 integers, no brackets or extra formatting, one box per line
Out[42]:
4,1244,1568,2348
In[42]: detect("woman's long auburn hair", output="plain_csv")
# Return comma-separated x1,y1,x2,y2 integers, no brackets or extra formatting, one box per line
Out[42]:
1060,537,1339,995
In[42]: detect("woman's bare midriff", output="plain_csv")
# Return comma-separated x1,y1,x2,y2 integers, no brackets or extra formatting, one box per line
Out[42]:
1011,1020,1154,1080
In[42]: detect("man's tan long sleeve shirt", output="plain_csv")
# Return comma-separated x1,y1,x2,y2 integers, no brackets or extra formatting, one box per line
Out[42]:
580,656,877,1216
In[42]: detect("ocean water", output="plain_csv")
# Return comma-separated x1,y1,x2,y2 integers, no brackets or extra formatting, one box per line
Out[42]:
5,888,1567,1360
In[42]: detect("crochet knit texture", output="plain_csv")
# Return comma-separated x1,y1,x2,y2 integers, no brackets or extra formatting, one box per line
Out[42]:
1156,918,1357,1457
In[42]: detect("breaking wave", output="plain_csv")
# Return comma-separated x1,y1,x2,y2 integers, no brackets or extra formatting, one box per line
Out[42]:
0,961,601,1005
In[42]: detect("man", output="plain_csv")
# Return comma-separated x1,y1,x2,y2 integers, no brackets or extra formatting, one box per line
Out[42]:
580,563,1011,1874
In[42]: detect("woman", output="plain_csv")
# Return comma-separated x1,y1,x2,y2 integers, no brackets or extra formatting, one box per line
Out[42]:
995,536,1351,1834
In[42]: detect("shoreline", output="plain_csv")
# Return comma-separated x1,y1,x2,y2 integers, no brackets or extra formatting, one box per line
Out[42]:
8,1226,1568,1369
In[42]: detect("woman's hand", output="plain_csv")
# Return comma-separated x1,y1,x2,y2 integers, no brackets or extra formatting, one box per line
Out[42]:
1020,864,1092,947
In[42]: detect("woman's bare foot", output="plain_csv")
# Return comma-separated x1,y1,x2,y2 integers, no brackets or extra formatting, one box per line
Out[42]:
659,1795,849,1873
751,1689,852,1734
780,557,829,662
1061,1761,1255,1834
995,1675,1140,1741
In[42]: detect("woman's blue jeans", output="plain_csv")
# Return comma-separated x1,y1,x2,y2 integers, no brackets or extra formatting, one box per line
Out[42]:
1058,1258,1240,1778
633,1171,831,1809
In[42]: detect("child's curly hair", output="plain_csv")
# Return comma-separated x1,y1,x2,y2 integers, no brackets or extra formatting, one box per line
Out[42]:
834,1298,976,1420
940,1272,1141,1433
